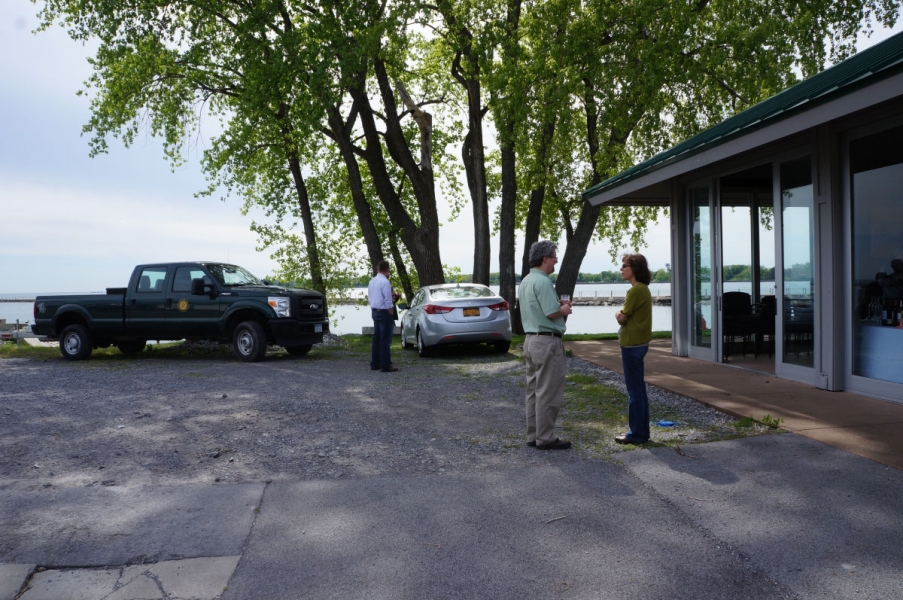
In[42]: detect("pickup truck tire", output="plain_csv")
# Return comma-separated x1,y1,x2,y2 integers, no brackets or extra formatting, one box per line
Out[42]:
284,344,312,356
60,324,93,361
233,321,268,362
117,340,147,355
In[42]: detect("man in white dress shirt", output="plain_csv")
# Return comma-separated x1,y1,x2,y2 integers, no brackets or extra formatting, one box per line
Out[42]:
367,260,399,372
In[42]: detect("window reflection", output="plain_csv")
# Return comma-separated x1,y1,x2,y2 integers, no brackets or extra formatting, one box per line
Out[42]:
851,125,903,384
781,157,814,367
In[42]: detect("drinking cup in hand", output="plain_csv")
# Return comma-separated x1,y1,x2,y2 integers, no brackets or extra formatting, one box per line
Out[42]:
560,294,571,305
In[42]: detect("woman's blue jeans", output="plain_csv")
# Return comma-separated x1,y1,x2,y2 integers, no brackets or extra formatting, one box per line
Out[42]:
621,344,650,440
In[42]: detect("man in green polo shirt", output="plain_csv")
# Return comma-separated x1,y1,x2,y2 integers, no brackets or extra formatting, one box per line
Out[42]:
519,240,573,450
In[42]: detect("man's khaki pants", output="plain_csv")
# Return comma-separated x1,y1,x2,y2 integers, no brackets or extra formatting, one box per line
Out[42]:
523,334,566,445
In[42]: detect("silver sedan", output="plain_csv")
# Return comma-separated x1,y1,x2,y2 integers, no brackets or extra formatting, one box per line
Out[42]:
399,284,512,357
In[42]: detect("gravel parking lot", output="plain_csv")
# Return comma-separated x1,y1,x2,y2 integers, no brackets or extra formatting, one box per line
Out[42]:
0,336,758,494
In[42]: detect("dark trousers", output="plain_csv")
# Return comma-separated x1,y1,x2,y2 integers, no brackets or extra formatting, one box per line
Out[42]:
621,344,650,440
370,309,394,371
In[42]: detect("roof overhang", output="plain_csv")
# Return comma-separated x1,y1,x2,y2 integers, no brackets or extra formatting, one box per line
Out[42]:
584,69,903,207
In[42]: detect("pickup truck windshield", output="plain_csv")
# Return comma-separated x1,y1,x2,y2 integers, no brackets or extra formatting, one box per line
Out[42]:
204,263,263,287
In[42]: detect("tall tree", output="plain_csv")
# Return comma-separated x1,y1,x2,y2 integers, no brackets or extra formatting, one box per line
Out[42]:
549,0,901,297
38,0,900,297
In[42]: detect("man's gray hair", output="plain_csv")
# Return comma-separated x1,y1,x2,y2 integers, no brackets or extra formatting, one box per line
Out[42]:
529,240,558,267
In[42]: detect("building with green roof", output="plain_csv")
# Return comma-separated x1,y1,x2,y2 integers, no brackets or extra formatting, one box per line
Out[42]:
583,32,903,403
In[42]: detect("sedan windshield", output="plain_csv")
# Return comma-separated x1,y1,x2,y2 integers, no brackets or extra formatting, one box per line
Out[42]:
203,264,263,287
429,286,495,300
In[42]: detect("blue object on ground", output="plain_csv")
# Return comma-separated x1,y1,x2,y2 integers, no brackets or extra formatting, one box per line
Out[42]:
656,420,677,427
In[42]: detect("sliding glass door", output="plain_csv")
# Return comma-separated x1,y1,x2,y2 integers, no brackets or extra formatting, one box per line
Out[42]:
779,157,815,371
688,185,714,359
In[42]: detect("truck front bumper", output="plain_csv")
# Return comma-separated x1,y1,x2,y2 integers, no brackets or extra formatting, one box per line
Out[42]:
268,318,330,346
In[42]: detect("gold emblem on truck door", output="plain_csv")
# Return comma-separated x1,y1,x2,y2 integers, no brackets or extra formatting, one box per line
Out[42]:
178,299,189,312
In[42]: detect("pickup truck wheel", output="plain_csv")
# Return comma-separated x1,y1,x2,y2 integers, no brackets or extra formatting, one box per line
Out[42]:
233,321,267,362
118,340,147,355
60,324,93,361
285,345,312,357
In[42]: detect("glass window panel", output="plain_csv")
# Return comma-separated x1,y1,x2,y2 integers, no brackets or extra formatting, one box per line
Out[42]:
780,157,814,367
851,125,903,384
720,196,753,297
430,286,495,300
172,267,210,293
137,267,167,294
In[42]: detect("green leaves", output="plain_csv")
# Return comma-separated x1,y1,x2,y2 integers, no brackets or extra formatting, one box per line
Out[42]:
35,0,902,292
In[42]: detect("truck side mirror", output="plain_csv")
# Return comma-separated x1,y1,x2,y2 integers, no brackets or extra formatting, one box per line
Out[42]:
191,278,209,296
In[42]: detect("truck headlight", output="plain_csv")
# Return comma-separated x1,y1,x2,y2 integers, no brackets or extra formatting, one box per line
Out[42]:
268,296,291,318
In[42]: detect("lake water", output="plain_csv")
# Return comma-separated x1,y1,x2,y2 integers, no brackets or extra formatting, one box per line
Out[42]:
1,300,670,335
3,281,803,335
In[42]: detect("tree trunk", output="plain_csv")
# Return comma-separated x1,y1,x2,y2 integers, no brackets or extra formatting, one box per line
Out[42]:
556,79,642,298
347,64,446,286
373,59,445,286
498,135,520,334
388,229,415,303
437,1,491,285
494,0,524,332
325,105,384,270
520,116,557,278
556,201,600,297
462,117,491,286
285,153,325,294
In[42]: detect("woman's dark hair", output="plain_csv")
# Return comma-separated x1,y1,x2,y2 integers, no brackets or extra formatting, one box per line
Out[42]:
622,253,651,285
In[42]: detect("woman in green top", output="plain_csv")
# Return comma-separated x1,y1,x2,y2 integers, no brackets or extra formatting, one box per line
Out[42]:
614,253,653,444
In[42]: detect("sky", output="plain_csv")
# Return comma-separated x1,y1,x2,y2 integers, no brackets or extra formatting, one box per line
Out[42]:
1,3,899,294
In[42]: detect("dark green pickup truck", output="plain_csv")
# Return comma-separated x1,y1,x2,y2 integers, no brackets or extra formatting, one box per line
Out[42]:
32,262,329,362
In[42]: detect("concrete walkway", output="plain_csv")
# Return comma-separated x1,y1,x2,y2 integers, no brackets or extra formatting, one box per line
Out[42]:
4,438,902,599
566,339,903,470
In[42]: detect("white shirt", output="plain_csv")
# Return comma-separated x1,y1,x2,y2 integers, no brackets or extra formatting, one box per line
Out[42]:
367,272,394,310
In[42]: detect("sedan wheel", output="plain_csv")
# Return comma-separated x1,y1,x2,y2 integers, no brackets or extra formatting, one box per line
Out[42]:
400,323,412,349
417,328,434,358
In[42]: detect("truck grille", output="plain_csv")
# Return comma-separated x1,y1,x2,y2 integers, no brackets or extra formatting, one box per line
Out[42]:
294,295,326,319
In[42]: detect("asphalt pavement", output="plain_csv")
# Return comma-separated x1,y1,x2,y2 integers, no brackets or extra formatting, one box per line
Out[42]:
3,433,902,599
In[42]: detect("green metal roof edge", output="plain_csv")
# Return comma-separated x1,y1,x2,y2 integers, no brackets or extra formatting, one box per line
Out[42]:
582,31,903,201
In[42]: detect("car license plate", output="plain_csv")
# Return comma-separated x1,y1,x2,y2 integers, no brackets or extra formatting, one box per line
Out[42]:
315,324,323,333
463,308,480,317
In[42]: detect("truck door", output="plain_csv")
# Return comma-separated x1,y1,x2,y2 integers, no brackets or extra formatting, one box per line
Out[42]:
127,266,168,339
165,266,220,338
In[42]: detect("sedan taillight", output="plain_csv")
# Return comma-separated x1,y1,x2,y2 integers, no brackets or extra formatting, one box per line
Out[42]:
423,304,454,314
487,301,509,311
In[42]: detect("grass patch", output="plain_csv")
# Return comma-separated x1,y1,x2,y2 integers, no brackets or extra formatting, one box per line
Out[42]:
759,414,784,429
733,416,756,428
1,340,60,360
558,368,775,458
